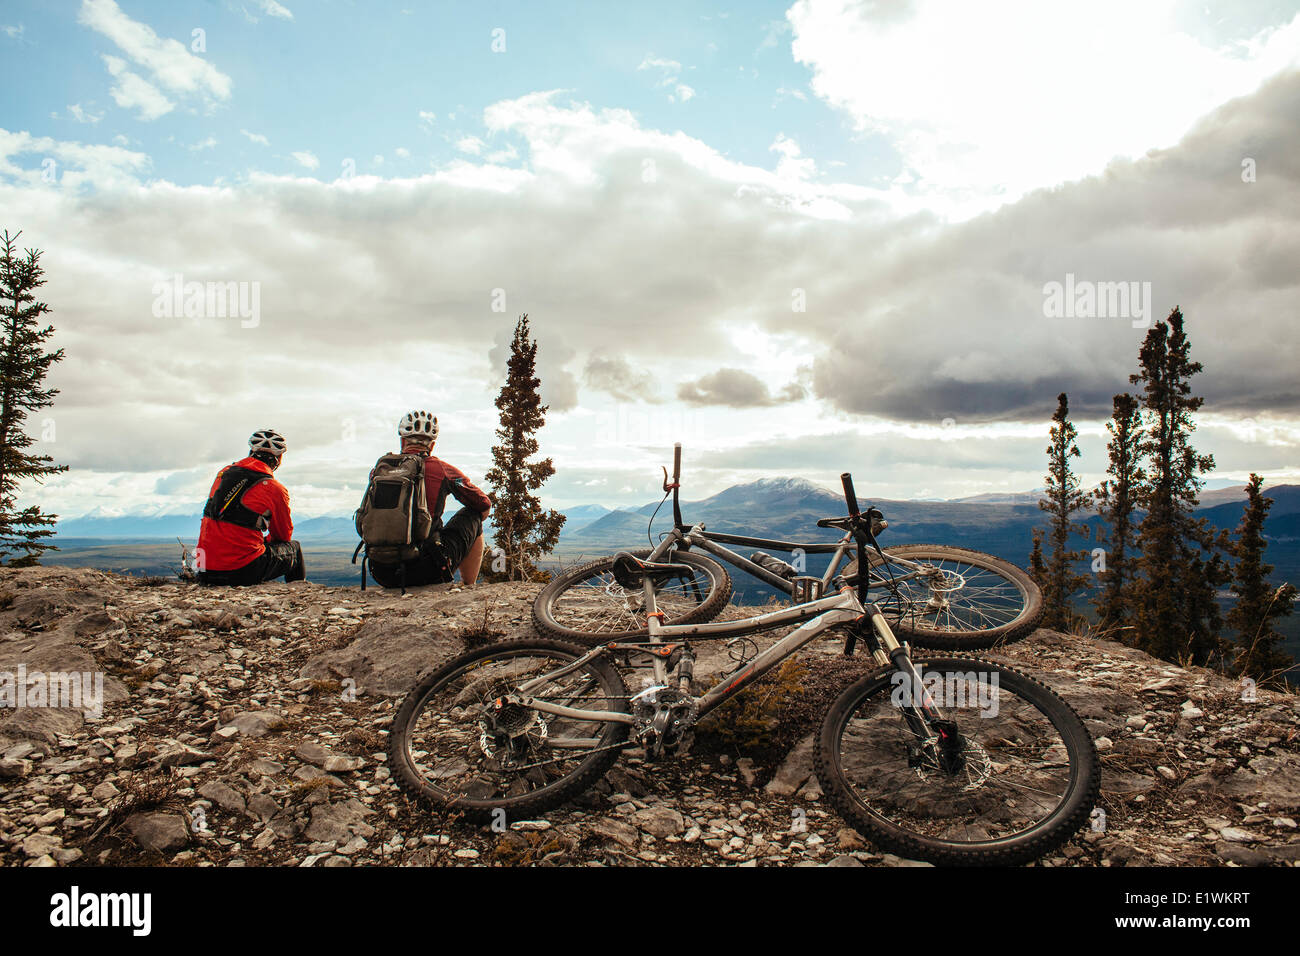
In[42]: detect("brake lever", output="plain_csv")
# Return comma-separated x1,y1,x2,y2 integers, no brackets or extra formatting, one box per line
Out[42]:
661,466,679,493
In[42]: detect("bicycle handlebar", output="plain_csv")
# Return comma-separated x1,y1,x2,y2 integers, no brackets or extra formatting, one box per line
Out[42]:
841,472,859,517
672,443,684,529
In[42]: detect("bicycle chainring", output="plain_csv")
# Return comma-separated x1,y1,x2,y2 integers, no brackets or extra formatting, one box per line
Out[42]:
632,688,698,759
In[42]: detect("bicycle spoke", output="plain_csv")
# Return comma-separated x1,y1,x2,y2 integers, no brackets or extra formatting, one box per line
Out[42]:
548,567,711,634
877,555,1028,633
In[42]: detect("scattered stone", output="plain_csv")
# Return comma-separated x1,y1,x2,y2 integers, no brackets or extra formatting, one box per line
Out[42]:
224,710,285,737
633,806,685,839
591,818,640,848
765,735,815,797
125,813,190,853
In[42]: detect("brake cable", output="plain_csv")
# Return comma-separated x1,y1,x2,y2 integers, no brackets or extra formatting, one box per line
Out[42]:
647,489,671,549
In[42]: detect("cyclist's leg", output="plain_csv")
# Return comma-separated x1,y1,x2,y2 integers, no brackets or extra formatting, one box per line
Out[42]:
199,550,275,586
261,540,306,582
437,507,484,584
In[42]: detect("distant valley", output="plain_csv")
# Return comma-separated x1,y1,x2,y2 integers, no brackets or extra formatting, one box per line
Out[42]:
47,477,1300,667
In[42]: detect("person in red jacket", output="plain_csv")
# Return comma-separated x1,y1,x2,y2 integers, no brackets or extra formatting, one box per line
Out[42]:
366,410,491,588
196,429,305,586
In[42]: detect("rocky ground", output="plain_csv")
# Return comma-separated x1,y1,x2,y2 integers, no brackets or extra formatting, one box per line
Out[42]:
1,565,1297,868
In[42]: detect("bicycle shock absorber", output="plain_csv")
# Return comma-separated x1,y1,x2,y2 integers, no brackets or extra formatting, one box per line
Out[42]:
676,647,695,694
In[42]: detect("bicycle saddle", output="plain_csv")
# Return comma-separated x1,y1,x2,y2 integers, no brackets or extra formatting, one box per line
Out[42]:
611,552,695,589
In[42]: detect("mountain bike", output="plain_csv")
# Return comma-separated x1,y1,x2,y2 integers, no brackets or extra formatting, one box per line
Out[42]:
533,445,1043,651
388,450,1099,865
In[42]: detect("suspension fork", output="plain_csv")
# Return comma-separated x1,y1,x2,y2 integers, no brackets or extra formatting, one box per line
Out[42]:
860,604,948,739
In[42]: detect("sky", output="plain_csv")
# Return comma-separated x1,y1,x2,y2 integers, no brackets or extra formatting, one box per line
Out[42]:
2,0,1300,519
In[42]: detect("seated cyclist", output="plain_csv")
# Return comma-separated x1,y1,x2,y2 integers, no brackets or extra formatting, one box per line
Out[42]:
196,429,306,586
365,410,492,588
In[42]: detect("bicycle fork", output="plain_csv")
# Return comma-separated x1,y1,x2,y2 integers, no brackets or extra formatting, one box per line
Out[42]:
856,604,967,775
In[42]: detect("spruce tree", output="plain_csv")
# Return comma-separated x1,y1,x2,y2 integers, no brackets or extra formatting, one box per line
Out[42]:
1226,474,1296,683
1028,529,1047,590
1092,393,1144,635
1129,307,1225,664
1034,393,1092,630
483,315,565,582
0,230,67,565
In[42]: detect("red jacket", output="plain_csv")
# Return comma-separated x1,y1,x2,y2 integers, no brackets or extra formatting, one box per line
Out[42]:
197,456,294,571
397,447,491,522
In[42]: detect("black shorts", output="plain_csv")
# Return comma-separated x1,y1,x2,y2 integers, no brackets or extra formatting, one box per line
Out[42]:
368,508,483,588
199,540,306,586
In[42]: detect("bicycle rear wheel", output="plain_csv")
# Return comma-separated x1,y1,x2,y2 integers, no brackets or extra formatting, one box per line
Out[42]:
846,544,1042,649
815,657,1099,866
533,548,732,644
388,639,630,822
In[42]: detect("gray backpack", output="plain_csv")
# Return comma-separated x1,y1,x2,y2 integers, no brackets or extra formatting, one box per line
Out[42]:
352,453,435,590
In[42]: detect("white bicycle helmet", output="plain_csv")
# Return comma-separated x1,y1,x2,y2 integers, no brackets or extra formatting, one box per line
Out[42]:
398,409,439,442
249,428,287,458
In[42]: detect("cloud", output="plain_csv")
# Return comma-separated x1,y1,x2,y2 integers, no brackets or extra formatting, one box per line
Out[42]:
259,1,294,20
290,150,319,170
80,0,233,113
394,146,410,159
67,104,105,125
418,110,436,132
756,18,791,53
808,69,1300,423
240,129,269,146
187,136,217,151
583,352,659,402
0,126,150,190
637,55,682,74
638,54,697,103
102,55,173,121
788,0,1300,217
6,74,1300,515
677,368,803,407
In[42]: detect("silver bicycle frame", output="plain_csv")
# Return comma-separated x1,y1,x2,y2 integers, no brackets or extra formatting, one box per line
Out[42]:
645,524,939,597
510,565,911,728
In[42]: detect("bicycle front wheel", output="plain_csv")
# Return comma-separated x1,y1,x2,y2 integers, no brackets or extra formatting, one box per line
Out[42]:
847,544,1042,649
533,548,732,644
388,639,630,822
815,657,1099,866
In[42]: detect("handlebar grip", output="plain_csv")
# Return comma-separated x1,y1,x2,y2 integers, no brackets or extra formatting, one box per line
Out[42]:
841,472,859,516
673,443,682,484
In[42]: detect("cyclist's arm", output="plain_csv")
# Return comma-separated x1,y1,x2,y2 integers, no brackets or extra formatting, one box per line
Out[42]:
444,463,492,516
